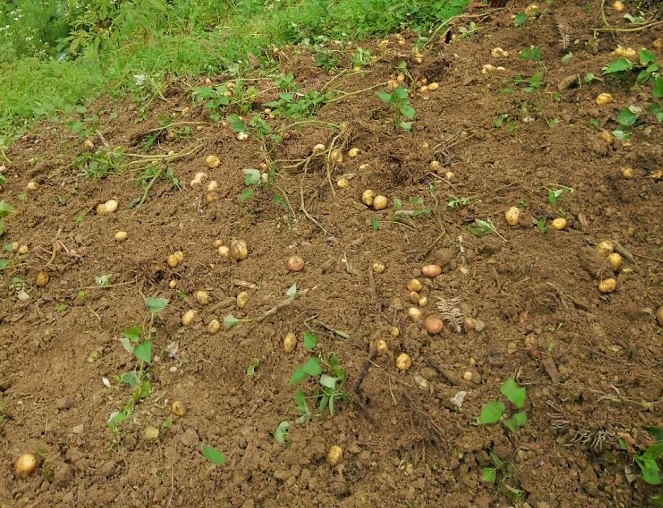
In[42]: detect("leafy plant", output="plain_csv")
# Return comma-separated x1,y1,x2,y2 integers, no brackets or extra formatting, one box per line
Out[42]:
474,378,527,433
288,332,346,421
265,90,332,121
467,218,504,241
481,451,524,498
377,86,415,132
352,47,371,68
514,72,544,93
457,21,477,38
0,200,15,237
273,420,290,444
202,444,226,465
447,196,470,209
518,46,541,62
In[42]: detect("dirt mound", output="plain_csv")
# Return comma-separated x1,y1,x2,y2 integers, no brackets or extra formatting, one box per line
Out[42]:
1,2,663,507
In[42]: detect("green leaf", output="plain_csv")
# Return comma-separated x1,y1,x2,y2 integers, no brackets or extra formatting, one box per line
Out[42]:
227,114,247,133
653,77,663,99
223,314,240,329
243,168,261,185
146,0,167,11
652,494,663,506
482,467,496,483
95,274,111,287
303,331,318,351
489,451,503,468
288,367,308,385
603,58,633,75
401,105,415,120
133,341,152,363
239,188,254,203
0,200,15,219
302,357,322,377
108,411,131,430
640,49,656,66
500,378,526,408
512,411,528,427
293,389,309,414
617,107,637,127
162,417,172,430
202,445,226,465
370,217,379,230
637,457,661,485
377,91,392,103
319,374,339,389
145,297,168,314
643,442,663,461
122,326,142,342
0,259,7,270
645,426,663,443
513,12,526,26
476,401,505,425
246,357,259,376
286,283,297,297
274,421,289,444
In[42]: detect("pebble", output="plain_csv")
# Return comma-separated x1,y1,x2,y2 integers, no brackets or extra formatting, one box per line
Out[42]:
180,428,200,448
72,424,84,434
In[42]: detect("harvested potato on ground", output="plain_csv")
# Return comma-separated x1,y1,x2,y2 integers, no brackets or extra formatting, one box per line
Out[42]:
171,400,186,416
596,241,614,258
208,319,220,334
612,0,625,12
236,291,249,309
505,207,521,226
218,246,230,258
330,149,344,164
313,143,326,155
372,262,385,274
326,445,343,466
608,253,623,271
407,278,422,292
621,166,634,179
287,255,305,272
195,290,210,305
35,271,49,287
283,332,297,353
657,306,663,327
371,339,388,355
336,178,349,189
551,218,567,230
425,316,443,334
205,155,221,169
96,199,119,215
26,181,38,191
190,171,207,187
362,189,376,206
396,353,412,372
598,278,617,294
421,264,442,278
182,309,197,326
115,231,128,242
408,307,422,321
230,239,248,260
373,195,388,210
347,148,359,158
596,93,613,106
15,454,36,478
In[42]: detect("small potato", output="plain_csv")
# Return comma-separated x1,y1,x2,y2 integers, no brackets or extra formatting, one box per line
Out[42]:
373,195,388,210
409,290,421,304
230,239,248,261
208,319,220,334
168,280,177,289
396,353,412,372
444,171,455,181
418,296,428,307
407,278,423,292
362,189,376,206
424,316,443,334
408,307,422,321
421,264,442,278
621,167,634,179
525,3,539,15
195,290,210,305
419,85,429,93
463,371,473,382
205,155,221,169
463,316,476,332
236,291,249,309
598,278,617,294
430,160,441,173
115,231,128,243
182,309,197,327
96,199,119,215
167,254,180,268
481,64,496,75
505,207,521,226
599,130,614,145
372,339,388,355
214,239,223,248
283,332,297,353
372,262,385,274
656,306,663,327
428,82,439,91
26,181,38,191
142,426,159,442
608,252,623,271
390,326,400,337
654,39,662,51
218,246,230,258
18,245,29,255
206,180,218,192
313,143,326,155
596,93,613,106
330,149,344,164
490,47,508,58
551,218,567,231
326,445,343,466
171,400,186,416
287,255,305,272
612,0,625,12
35,271,49,287
336,178,349,189
347,148,359,158
190,171,208,187
15,453,36,478
83,139,95,150
597,240,614,258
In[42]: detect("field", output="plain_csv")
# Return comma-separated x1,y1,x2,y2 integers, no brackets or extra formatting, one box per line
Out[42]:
1,0,663,507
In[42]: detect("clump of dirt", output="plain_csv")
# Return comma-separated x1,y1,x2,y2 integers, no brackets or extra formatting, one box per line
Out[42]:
1,1,663,507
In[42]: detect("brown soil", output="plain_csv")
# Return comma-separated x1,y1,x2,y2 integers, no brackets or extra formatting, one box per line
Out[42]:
2,2,663,507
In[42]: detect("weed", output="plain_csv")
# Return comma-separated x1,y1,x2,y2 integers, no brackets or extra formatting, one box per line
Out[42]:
514,71,544,93
623,426,663,503
457,21,477,38
447,196,470,209
75,148,125,179
377,86,415,132
475,378,527,432
352,47,371,68
546,185,573,205
0,200,15,238
273,421,290,444
513,12,527,26
467,218,504,241
481,451,524,498
131,163,181,208
202,444,225,465
246,357,260,377
266,90,332,122
193,84,231,122
518,46,541,62
95,274,111,287
560,53,573,65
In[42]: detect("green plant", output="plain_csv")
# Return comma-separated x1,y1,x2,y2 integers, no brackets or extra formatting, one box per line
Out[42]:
131,163,181,208
623,426,663,504
0,200,15,237
273,420,290,444
457,21,477,38
352,47,371,68
518,46,541,62
475,378,527,432
75,148,125,179
447,196,470,209
202,444,226,465
467,218,505,241
546,185,573,205
246,357,260,377
266,90,332,122
513,12,526,26
108,297,168,441
288,331,346,421
481,451,524,498
514,71,544,93
377,86,415,132
240,167,272,203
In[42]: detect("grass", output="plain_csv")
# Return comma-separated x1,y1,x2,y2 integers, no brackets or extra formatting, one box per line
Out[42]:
0,0,468,145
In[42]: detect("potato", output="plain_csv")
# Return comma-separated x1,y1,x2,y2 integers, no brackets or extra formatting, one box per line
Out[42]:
430,160,441,173
142,426,159,442
373,195,388,210
428,82,439,91
612,46,636,58
654,39,662,51
115,231,128,242
236,291,249,309
505,207,521,226
214,240,223,248
83,139,95,150
336,178,349,189
35,271,49,287
596,240,614,258
419,85,429,93
171,400,186,416
621,167,634,179
490,47,508,58
218,246,230,258
481,64,496,75
283,332,297,353
347,148,360,158
15,453,36,478
230,239,248,260
421,264,442,278
96,199,119,215
190,171,208,187
313,143,326,155
462,371,473,382
409,290,421,304
396,353,412,372
206,180,218,192
418,296,428,307
287,255,305,272
408,307,422,321
18,244,29,255
390,326,400,337
596,93,613,106
444,171,455,181
612,0,625,11
407,278,423,292
326,445,343,466
205,155,221,169
657,306,663,327
330,149,344,164
207,319,220,334
599,130,614,145
598,278,617,294
372,338,388,355
169,280,177,289
361,189,376,206
372,262,385,274
195,290,210,305
551,218,567,231
463,316,476,332
26,181,38,191
425,316,443,334
167,254,180,268
182,309,197,327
